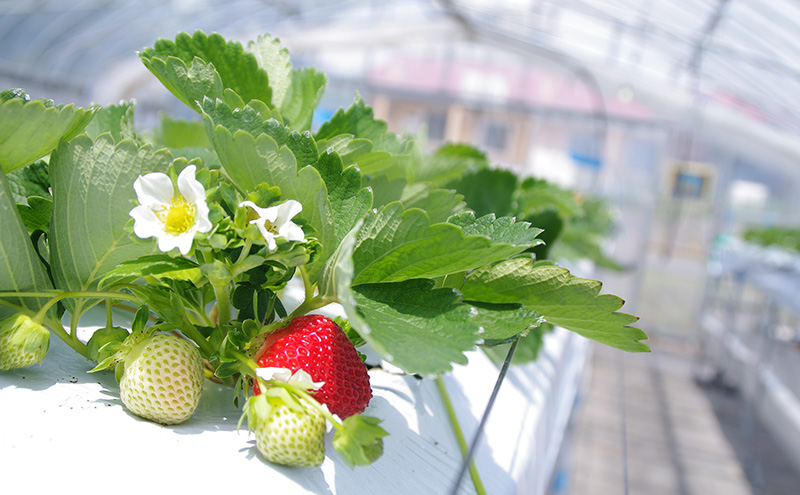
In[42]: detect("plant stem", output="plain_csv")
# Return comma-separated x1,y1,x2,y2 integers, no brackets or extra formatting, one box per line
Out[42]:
235,239,253,265
32,290,140,325
436,376,487,495
179,321,216,358
212,282,232,326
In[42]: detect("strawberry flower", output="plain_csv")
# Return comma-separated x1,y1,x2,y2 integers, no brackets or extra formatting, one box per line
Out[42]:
129,165,212,255
239,199,305,251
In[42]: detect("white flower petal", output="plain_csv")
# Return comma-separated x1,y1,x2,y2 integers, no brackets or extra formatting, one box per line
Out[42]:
177,165,205,203
278,222,305,243
240,200,278,223
129,205,163,240
172,230,197,255
133,172,173,207
256,367,294,382
288,369,325,390
276,200,302,224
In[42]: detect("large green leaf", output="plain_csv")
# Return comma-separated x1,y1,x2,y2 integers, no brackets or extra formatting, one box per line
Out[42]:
280,68,326,132
48,135,172,313
447,212,544,248
315,148,372,242
201,97,318,168
515,178,583,220
140,55,225,111
151,114,212,150
468,301,543,345
139,31,271,110
0,96,95,173
6,161,50,204
208,127,298,193
351,203,537,285
247,34,292,108
460,258,649,352
83,101,136,143
0,172,53,316
445,167,518,217
417,143,489,186
400,184,466,224
351,280,481,375
291,166,338,284
315,94,404,154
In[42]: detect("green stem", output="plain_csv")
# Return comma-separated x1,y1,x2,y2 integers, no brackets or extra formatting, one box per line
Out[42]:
212,282,232,325
436,376,487,495
179,321,216,358
235,239,253,265
32,290,140,325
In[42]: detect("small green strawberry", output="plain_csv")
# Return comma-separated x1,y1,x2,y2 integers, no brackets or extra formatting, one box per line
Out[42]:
0,313,49,371
118,332,205,425
244,393,326,467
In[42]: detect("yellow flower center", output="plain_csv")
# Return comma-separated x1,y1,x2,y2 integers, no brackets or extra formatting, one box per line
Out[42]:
161,196,196,235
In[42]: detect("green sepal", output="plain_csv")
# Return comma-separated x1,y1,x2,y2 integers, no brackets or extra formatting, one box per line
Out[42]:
86,326,130,363
332,414,388,468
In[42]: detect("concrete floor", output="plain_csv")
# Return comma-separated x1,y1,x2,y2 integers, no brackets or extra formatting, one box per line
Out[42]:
554,337,800,495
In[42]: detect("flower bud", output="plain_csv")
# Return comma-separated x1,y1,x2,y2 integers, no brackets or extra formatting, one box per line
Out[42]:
0,314,50,371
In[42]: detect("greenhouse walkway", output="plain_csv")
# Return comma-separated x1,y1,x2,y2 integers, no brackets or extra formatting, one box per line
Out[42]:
555,337,800,495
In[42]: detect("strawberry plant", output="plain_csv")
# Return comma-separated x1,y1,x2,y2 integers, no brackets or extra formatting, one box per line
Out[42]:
0,29,647,481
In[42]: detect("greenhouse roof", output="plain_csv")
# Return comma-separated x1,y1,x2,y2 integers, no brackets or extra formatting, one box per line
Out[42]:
1,0,799,135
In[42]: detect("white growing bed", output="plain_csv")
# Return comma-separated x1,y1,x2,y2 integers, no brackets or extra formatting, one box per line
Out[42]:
0,302,589,494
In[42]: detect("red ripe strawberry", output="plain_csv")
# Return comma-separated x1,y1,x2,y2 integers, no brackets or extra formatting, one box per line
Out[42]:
254,315,371,418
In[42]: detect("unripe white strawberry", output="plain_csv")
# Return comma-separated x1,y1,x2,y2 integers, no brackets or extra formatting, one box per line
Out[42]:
245,394,326,467
0,314,49,371
119,333,204,425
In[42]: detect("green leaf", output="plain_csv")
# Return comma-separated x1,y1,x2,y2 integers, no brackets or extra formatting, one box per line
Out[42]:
483,325,551,365
316,135,373,165
363,174,407,210
247,34,292,108
315,148,372,241
83,101,136,143
467,301,543,344
352,279,481,374
445,168,518,217
315,94,404,154
0,97,95,173
6,161,50,204
152,114,212,149
460,258,649,352
417,143,489,186
447,212,544,249
200,97,318,168
208,127,298,193
97,254,200,290
48,135,172,313
332,414,388,468
351,203,534,285
17,196,53,235
140,55,225,111
139,31,271,110
318,219,361,309
515,178,583,220
355,152,411,182
280,68,326,132
0,172,53,315
291,166,338,283
400,184,466,224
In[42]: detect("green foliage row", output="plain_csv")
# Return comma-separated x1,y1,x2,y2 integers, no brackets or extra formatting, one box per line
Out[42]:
0,30,647,381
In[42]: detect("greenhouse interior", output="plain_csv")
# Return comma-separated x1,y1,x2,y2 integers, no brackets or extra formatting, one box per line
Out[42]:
2,0,800,493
